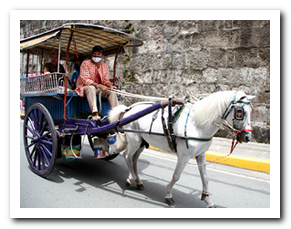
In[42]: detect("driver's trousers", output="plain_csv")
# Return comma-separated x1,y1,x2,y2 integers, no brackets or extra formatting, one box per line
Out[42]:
83,85,118,114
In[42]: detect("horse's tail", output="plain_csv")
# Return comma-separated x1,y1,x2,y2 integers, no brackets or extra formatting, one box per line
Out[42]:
109,105,128,123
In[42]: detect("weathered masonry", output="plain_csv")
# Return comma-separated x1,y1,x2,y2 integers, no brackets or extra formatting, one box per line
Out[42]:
20,20,270,143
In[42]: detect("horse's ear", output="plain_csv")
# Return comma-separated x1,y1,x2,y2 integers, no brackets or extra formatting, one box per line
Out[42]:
236,92,256,101
247,95,256,100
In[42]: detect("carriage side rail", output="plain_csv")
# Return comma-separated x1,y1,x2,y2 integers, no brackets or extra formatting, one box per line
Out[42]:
20,73,69,95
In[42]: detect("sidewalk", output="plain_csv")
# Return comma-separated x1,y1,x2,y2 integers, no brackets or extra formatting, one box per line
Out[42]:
206,137,270,173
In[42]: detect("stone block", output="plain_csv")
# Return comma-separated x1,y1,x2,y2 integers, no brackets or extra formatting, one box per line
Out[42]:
251,105,269,123
240,28,260,47
135,70,153,84
180,21,199,35
202,68,218,83
186,49,209,70
204,30,230,48
234,48,260,68
200,20,219,32
184,33,205,50
162,21,180,38
208,48,228,68
228,29,241,48
258,48,270,65
172,51,186,69
251,125,270,143
225,20,233,29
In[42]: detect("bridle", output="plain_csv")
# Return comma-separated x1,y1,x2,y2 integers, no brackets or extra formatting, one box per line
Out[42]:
219,92,253,154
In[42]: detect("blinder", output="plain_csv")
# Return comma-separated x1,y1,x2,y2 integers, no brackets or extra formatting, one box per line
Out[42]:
234,106,244,121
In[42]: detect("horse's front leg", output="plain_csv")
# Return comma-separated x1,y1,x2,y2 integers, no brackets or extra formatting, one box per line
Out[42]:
165,155,189,206
123,148,137,187
195,153,215,208
123,138,143,187
132,146,145,190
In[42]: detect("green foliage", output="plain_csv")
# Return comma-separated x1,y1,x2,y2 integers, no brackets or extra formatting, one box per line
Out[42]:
123,67,136,83
125,22,135,34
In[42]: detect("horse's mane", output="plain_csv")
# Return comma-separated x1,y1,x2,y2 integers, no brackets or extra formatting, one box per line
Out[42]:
192,91,236,127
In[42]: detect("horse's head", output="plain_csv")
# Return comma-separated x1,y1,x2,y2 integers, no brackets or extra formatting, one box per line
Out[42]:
223,91,255,143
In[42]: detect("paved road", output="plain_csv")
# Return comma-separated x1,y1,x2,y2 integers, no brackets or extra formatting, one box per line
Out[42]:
20,119,270,210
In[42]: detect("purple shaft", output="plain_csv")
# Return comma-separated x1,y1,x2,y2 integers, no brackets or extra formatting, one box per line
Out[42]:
87,102,163,135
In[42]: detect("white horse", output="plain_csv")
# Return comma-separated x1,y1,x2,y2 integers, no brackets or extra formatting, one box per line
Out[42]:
109,91,254,207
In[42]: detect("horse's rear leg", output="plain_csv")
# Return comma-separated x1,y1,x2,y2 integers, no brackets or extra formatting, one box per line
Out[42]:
195,153,215,208
165,156,189,205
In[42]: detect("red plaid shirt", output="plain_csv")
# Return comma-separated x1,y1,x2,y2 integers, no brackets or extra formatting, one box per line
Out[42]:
75,59,110,97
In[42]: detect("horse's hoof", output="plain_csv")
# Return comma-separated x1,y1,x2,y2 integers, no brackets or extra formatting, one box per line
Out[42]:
136,184,144,191
165,197,175,206
201,192,210,200
125,180,131,187
207,205,216,208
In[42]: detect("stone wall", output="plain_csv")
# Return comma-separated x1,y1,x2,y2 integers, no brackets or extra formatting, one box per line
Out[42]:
20,20,270,143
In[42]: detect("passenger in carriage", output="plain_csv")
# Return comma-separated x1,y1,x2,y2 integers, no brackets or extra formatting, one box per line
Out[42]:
75,45,118,120
43,52,65,75
68,56,82,90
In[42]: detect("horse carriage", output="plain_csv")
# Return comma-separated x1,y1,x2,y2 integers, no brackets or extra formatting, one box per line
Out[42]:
20,23,254,207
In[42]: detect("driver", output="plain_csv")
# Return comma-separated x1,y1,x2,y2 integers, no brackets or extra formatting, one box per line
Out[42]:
75,46,118,120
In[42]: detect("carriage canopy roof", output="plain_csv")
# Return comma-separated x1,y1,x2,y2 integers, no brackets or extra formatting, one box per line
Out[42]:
20,23,143,57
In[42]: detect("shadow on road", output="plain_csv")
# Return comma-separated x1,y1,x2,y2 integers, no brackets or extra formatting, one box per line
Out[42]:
44,150,224,208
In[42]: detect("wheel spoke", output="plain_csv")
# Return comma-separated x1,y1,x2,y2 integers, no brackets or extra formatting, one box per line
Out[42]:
40,139,53,145
40,143,53,158
37,149,41,171
26,141,36,150
40,131,51,139
39,119,48,135
38,147,47,170
33,149,38,167
25,123,35,135
25,134,34,140
39,145,50,165
29,145,36,160
28,115,36,131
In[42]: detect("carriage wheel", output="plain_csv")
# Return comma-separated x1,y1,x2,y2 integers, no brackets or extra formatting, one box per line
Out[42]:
23,103,57,177
87,134,119,161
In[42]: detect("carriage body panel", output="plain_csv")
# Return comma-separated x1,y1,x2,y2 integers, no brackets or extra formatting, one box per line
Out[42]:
23,93,110,119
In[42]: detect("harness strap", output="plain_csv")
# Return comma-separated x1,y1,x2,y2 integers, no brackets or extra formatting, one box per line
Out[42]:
117,128,212,142
161,107,176,152
184,104,193,149
168,95,177,152
221,93,236,120
173,105,185,123
149,109,160,134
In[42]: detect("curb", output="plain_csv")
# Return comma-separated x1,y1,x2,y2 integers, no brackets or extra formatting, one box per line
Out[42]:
205,151,270,173
149,146,270,174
